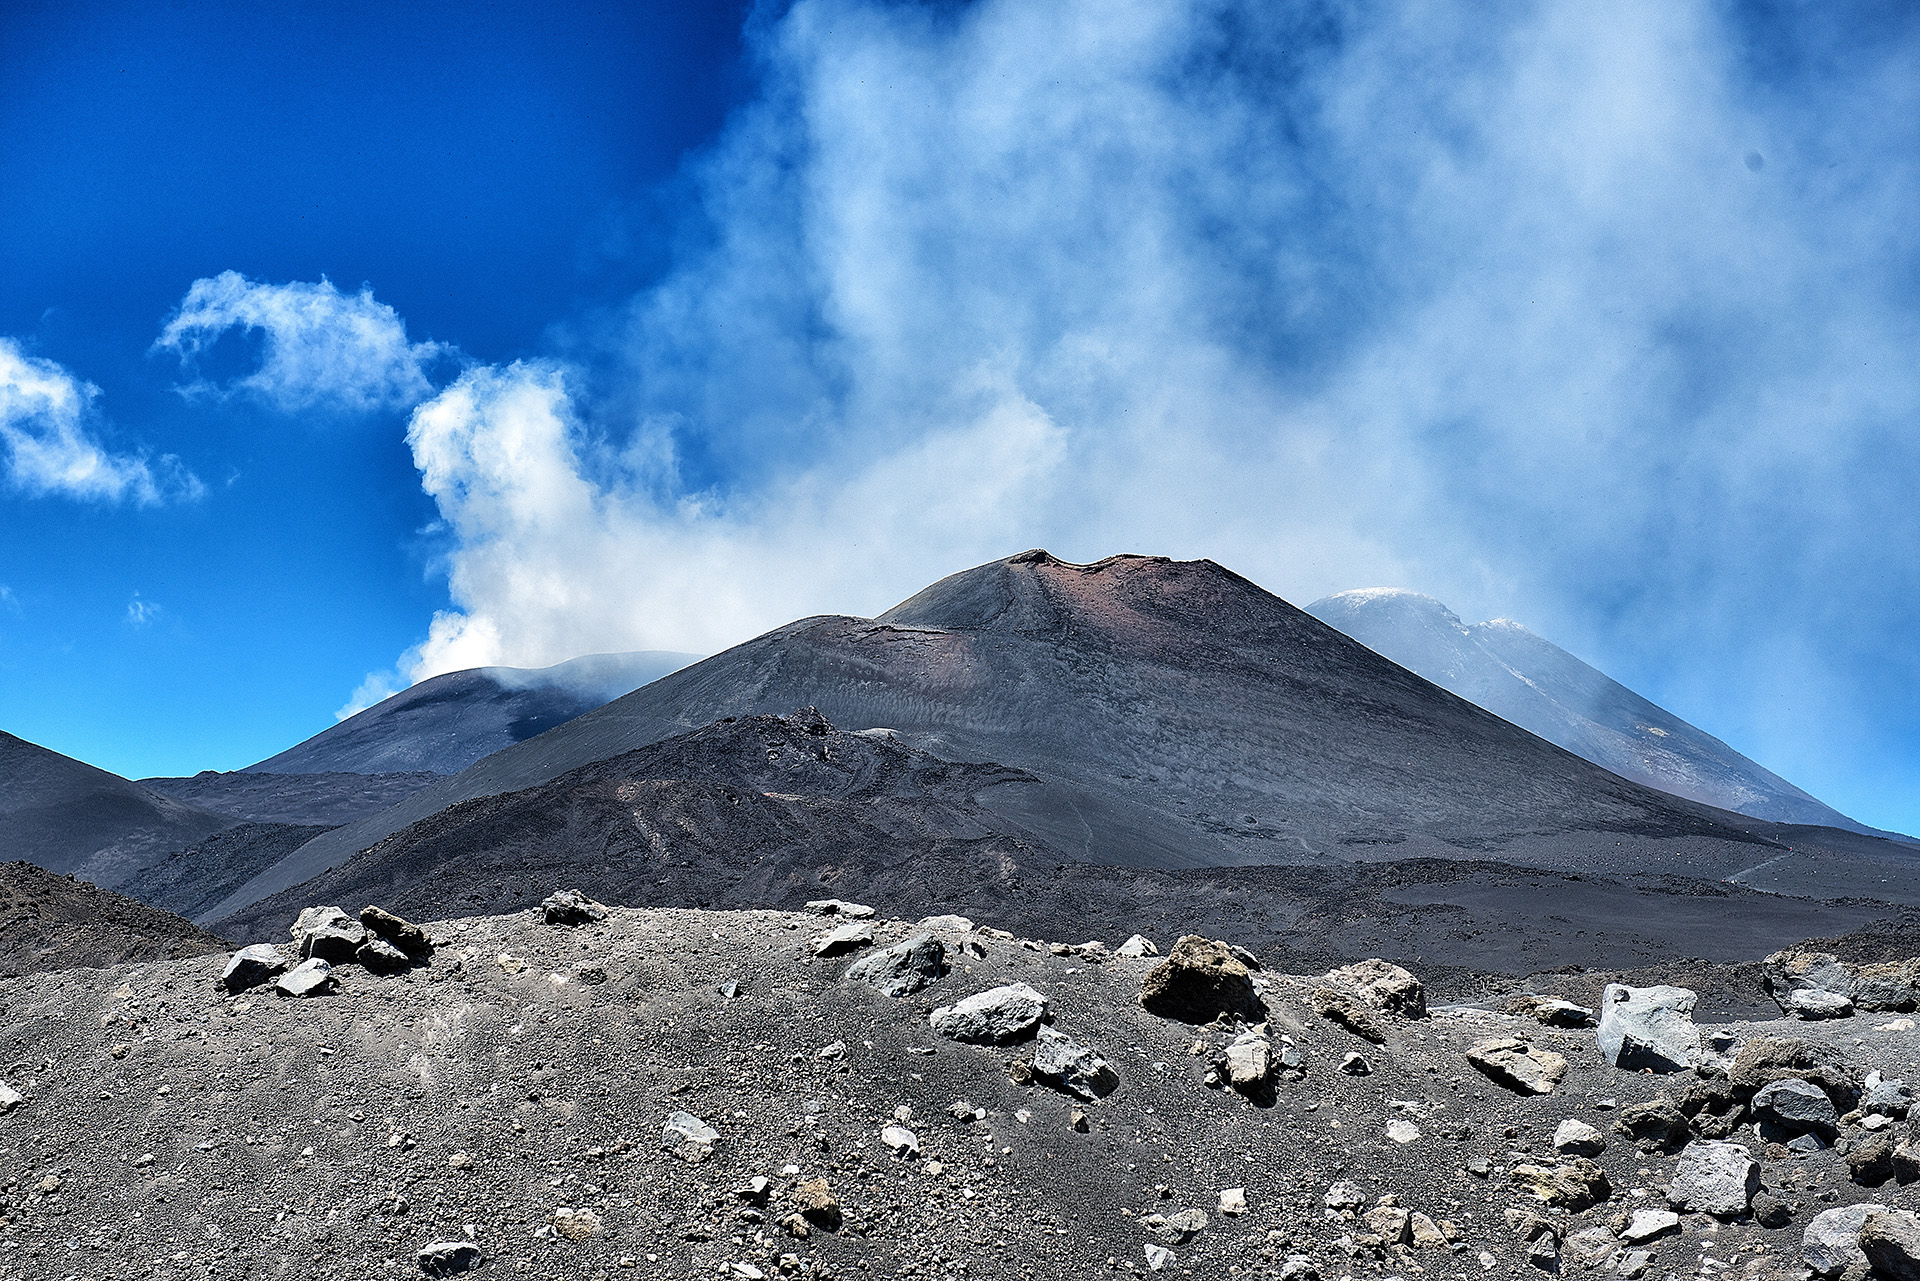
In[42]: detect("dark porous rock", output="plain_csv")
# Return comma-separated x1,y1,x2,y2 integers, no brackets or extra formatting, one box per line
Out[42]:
360,904,433,957
1614,1097,1692,1153
1679,1077,1748,1140
418,1241,482,1276
356,935,413,973
845,932,947,997
220,943,289,992
1139,936,1263,1025
1031,1026,1119,1100
543,889,609,926
1855,961,1920,1013
1751,1192,1793,1229
1849,1134,1897,1187
1862,1209,1920,1281
792,1178,842,1230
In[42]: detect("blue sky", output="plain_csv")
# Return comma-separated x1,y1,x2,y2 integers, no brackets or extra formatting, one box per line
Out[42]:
5,1,1920,838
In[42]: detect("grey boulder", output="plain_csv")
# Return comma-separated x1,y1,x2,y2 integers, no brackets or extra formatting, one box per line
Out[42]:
291,906,364,963
1553,1119,1607,1157
1753,1078,1841,1139
418,1241,483,1276
1031,1025,1118,1099
813,921,875,957
1664,1140,1759,1218
1804,1203,1886,1275
844,933,945,996
220,943,289,992
1597,983,1700,1072
543,889,609,926
930,983,1049,1043
276,958,336,998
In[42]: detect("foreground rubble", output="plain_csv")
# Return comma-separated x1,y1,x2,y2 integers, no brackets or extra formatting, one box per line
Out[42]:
1,904,1917,1280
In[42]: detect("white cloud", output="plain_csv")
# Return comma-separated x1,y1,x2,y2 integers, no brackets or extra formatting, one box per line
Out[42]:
125,594,160,627
357,0,1920,825
0,338,199,504
154,271,452,414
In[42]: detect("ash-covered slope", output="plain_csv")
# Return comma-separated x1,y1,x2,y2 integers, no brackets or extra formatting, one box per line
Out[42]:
0,731,233,889
214,550,1865,923
247,650,699,776
216,714,1890,981
1307,588,1874,834
0,859,227,976
140,769,439,826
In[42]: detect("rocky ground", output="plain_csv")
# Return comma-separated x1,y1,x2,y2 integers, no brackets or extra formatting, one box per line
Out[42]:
1,899,1917,1281
0,861,228,977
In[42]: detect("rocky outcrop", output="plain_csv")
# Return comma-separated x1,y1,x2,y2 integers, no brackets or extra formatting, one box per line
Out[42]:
1139,937,1263,1024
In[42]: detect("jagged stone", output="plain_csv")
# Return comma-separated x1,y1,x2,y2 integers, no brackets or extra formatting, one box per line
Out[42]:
880,1125,920,1157
1855,961,1920,1013
1730,1037,1860,1112
844,933,945,996
1613,1097,1690,1152
662,1111,720,1162
542,889,608,926
1311,987,1385,1042
359,904,432,956
1554,1118,1607,1157
1753,1078,1841,1138
1466,1037,1567,1095
1804,1203,1886,1275
1140,937,1262,1024
355,936,412,973
1116,935,1159,958
220,943,289,992
1510,1159,1611,1212
1030,1025,1118,1099
418,1241,482,1276
916,914,974,932
791,1178,841,1229
1861,1209,1920,1281
290,906,364,963
1850,1134,1897,1186
805,899,875,918
930,983,1048,1043
1597,983,1700,1072
1505,993,1597,1027
813,921,875,957
1665,1140,1759,1218
275,958,335,998
1326,959,1426,1017
1223,1030,1273,1094
1619,1209,1679,1243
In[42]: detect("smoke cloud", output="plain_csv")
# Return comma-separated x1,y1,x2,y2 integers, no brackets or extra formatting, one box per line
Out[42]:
315,1,1920,822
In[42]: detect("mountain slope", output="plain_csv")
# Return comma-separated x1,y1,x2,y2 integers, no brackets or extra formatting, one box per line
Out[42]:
245,649,701,776
1305,588,1874,833
0,731,234,889
203,550,1914,924
0,859,228,976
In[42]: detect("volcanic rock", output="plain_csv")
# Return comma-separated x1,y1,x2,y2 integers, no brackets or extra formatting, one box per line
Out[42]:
1030,1025,1118,1099
807,899,875,918
1862,1209,1920,1281
1597,983,1700,1072
813,921,875,957
1553,1119,1607,1157
542,889,608,926
291,906,364,962
1140,937,1262,1024
1505,993,1596,1028
219,943,288,992
844,932,945,996
1665,1140,1759,1218
1804,1203,1886,1275
359,904,432,956
275,958,335,998
930,983,1048,1043
1752,1078,1840,1139
1466,1038,1567,1095
1327,959,1426,1017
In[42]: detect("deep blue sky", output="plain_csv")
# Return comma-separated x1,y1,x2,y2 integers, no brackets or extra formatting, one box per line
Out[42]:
5,0,1920,839
0,0,750,774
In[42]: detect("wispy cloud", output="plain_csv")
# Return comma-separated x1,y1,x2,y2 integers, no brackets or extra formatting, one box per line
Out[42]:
125,594,161,627
336,0,1920,824
153,271,454,414
0,338,200,505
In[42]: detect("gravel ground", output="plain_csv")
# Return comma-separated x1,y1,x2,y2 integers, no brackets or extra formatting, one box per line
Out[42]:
0,903,1914,1281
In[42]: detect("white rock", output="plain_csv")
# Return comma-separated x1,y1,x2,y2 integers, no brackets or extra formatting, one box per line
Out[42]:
0,1082,21,1113
806,899,875,918
1553,1118,1608,1157
1116,935,1160,958
929,983,1048,1043
1597,983,1701,1072
1219,1187,1247,1215
880,1125,920,1157
1145,1242,1175,1271
1665,1140,1759,1218
1620,1209,1679,1243
1386,1119,1421,1144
